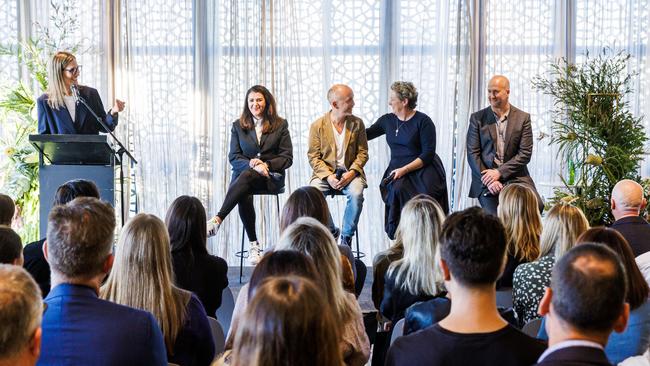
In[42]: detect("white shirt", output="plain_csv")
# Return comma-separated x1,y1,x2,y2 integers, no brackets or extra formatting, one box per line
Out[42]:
253,117,263,144
537,339,604,363
63,95,76,122
331,120,347,169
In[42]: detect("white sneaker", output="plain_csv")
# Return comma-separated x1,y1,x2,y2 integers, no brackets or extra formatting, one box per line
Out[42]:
207,218,220,237
248,241,262,265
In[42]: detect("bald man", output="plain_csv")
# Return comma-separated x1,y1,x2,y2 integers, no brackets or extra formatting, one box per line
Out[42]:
467,75,542,215
610,179,650,257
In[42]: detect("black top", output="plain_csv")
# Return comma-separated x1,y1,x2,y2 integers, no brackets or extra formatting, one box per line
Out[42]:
610,216,650,257
380,266,436,324
534,346,611,366
497,254,526,289
169,294,216,366
172,250,228,317
23,238,50,297
386,323,546,366
371,248,403,310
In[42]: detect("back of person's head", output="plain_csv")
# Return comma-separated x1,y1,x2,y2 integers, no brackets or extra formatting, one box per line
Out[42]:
101,213,189,353
389,195,445,296
497,183,542,262
611,179,645,213
165,195,208,255
275,217,352,323
0,194,15,226
46,197,115,279
577,227,649,310
52,179,100,206
0,265,42,366
230,276,342,366
279,186,330,232
248,250,319,299
539,203,589,258
440,207,506,287
0,227,22,265
551,243,627,335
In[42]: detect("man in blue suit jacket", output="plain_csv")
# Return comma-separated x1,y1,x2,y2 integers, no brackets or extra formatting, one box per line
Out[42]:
38,197,167,366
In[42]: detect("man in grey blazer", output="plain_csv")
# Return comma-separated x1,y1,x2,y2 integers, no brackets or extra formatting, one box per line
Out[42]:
466,75,542,215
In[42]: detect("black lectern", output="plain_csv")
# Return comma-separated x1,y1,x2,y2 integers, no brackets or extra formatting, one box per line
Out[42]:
29,134,115,237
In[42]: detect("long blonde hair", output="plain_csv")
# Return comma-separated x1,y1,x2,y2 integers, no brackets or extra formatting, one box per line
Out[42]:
387,195,445,296
100,213,190,354
497,184,542,262
539,203,589,259
274,217,355,323
46,51,75,110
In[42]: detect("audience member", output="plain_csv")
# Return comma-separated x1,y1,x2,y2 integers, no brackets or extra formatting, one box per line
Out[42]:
0,265,42,366
0,194,14,226
610,179,650,257
102,213,214,365
535,243,629,366
537,227,650,364
496,183,542,288
275,217,370,366
386,207,545,366
39,197,167,365
165,195,228,317
0,227,22,265
513,203,589,326
217,276,343,366
371,239,403,310
23,179,100,297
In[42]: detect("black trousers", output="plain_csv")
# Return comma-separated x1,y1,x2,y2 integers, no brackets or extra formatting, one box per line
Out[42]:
217,169,280,242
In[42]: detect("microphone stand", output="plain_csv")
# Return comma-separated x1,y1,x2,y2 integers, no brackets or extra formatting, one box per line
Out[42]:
76,92,137,227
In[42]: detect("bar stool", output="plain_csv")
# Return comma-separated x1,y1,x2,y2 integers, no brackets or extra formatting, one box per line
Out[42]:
324,189,365,260
235,186,284,283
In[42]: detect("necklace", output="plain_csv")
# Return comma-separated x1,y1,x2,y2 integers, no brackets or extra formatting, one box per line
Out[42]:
395,118,407,136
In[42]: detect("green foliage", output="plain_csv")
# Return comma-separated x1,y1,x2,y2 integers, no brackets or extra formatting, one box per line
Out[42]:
533,50,647,225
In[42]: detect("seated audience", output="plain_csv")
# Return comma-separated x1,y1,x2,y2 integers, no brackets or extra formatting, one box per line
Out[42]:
165,195,228,317
39,197,167,365
372,241,403,309
535,243,629,366
0,227,22,265
23,179,100,297
513,203,588,326
0,194,14,226
610,179,650,257
102,213,215,365
496,183,542,288
537,227,650,364
0,265,42,366
225,250,319,348
274,217,370,366
386,207,545,366
217,276,343,366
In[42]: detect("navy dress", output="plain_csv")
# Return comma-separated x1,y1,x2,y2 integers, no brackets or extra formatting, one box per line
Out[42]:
367,111,449,239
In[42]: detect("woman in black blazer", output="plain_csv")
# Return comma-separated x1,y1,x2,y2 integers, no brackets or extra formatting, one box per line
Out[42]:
37,51,124,134
210,85,293,263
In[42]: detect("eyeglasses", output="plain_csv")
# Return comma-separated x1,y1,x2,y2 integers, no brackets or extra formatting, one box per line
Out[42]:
63,65,83,74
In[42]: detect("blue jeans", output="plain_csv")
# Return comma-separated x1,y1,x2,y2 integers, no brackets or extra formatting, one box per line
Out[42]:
310,175,365,238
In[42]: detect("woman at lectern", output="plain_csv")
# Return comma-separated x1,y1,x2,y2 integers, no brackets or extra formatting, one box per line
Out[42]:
37,51,125,134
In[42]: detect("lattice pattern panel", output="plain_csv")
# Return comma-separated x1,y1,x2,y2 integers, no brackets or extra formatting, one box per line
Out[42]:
0,0,19,86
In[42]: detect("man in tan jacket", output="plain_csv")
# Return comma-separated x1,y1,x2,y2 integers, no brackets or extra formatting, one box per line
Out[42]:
308,84,369,246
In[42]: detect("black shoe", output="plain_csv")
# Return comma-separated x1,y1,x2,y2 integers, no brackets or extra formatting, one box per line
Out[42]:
340,235,352,247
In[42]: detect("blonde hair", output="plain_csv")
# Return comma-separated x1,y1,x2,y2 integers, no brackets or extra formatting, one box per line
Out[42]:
539,203,589,259
229,276,343,366
274,217,355,323
46,51,76,110
497,184,542,262
387,195,445,296
101,213,190,354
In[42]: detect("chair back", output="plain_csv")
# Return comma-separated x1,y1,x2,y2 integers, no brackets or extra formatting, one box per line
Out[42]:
207,316,226,356
496,288,513,308
390,318,405,345
522,317,543,338
216,286,235,336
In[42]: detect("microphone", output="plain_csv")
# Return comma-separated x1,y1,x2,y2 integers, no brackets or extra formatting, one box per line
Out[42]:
70,84,80,104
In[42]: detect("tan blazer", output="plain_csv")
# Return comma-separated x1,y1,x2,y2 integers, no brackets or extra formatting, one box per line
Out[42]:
308,112,369,183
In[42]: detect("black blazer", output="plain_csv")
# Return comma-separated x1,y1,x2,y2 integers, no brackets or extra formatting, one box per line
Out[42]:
466,105,535,198
534,346,611,366
610,216,650,257
228,119,293,186
37,85,118,134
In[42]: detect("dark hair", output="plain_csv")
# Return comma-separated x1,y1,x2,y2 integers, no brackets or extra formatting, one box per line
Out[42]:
551,243,627,333
165,195,208,256
439,207,507,286
279,186,330,232
577,227,648,310
0,227,22,264
239,85,282,134
248,250,319,299
53,179,100,206
0,194,15,225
